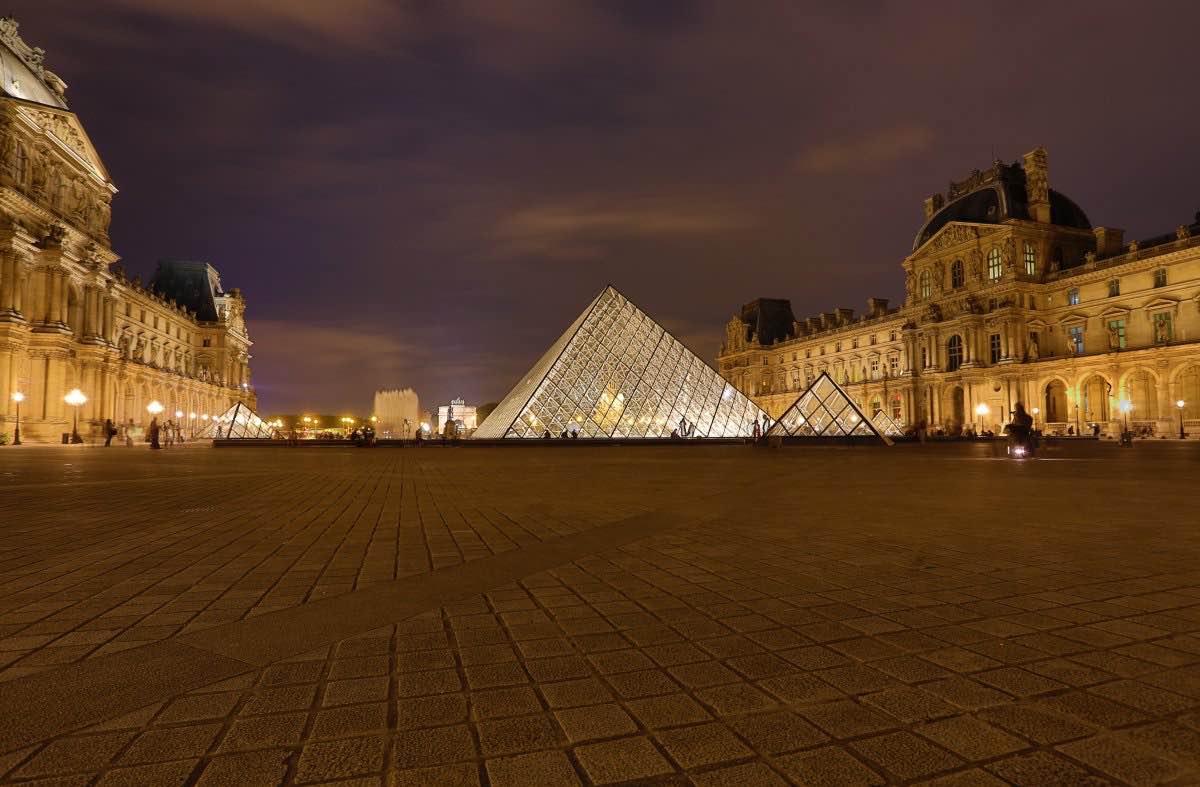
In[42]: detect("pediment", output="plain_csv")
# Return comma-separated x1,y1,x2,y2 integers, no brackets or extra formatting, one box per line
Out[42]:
1059,312,1089,326
1026,318,1049,330
913,222,1002,257
1142,296,1179,313
1099,305,1131,320
15,102,111,185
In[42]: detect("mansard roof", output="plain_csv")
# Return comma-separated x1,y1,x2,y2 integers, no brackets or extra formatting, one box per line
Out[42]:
739,298,795,346
913,160,1090,251
149,260,224,322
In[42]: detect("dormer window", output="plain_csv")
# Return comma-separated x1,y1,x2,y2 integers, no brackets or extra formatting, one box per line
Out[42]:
1068,288,1080,306
1153,268,1167,288
1107,279,1120,298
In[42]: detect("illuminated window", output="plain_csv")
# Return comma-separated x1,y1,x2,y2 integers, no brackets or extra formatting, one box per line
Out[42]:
919,271,931,299
870,397,882,417
990,333,1001,364
1068,288,1080,305
1069,325,1085,354
870,357,880,379
1024,241,1037,275
946,335,963,372
951,259,964,288
987,248,1002,280
888,354,899,377
1153,268,1167,288
1108,279,1120,297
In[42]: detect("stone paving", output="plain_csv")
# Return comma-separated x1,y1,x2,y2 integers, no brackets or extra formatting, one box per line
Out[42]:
1,441,1200,785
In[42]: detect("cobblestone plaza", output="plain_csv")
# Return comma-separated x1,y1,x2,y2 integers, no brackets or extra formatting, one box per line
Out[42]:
1,443,1199,785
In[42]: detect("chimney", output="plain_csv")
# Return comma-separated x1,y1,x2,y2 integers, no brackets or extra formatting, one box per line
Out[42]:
1023,147,1051,223
820,313,835,330
1093,227,1125,258
923,194,944,219
866,297,889,318
835,307,854,325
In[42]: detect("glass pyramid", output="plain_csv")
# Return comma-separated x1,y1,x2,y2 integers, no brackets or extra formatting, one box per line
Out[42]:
196,401,281,439
474,286,767,439
871,409,904,437
765,371,890,443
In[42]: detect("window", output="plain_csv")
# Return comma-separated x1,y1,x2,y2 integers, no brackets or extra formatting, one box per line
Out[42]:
851,337,859,349
1068,288,1080,305
990,333,1001,364
888,330,897,341
870,334,877,345
919,271,931,299
870,397,882,417
1068,325,1085,354
1024,242,1037,275
792,353,797,361
920,347,928,368
870,357,880,379
946,335,963,372
835,342,842,352
1027,294,1036,310
820,347,825,355
988,298,997,312
1154,268,1167,288
891,396,902,420
951,259,964,288
1107,319,1126,349
987,248,1002,280
202,338,211,348
761,356,768,365
139,309,146,322
888,354,899,377
805,349,811,358
1153,312,1173,343
1108,279,1120,298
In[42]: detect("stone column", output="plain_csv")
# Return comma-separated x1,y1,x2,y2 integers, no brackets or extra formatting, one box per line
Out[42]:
13,262,27,315
0,347,10,416
0,252,13,313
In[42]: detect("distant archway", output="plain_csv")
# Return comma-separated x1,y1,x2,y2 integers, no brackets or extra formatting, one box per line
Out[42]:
1045,381,1069,423
1079,374,1111,423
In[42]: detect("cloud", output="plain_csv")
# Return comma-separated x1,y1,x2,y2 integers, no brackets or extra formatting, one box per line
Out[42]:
104,0,409,52
795,124,934,174
492,202,756,259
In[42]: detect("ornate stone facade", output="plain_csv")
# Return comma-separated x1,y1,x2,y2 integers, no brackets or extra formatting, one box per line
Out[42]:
719,147,1200,438
0,18,254,442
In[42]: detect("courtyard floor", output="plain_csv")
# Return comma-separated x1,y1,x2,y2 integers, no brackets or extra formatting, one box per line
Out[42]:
0,441,1198,785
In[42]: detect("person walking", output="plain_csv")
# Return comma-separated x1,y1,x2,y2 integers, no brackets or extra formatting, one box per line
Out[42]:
752,418,761,439
124,419,135,447
149,417,161,449
164,419,175,448
103,418,115,447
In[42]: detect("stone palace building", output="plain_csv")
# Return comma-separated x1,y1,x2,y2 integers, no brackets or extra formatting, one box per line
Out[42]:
0,18,253,442
719,147,1200,437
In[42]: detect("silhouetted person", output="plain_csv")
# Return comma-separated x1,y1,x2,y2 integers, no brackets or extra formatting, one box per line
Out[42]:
149,417,161,450
103,418,115,447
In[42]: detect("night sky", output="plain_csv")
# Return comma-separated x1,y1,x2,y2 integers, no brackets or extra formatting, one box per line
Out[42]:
12,2,1199,414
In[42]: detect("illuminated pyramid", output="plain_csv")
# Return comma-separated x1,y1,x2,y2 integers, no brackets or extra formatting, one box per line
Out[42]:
871,408,904,437
765,371,890,443
196,401,281,439
474,286,767,439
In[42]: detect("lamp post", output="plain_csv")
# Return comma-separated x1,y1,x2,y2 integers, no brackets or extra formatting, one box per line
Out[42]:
11,391,23,445
1178,399,1187,439
189,412,196,439
975,402,990,436
1031,406,1040,428
64,388,86,443
1119,399,1132,443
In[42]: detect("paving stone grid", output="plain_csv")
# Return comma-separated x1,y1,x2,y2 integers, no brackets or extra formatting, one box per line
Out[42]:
2,442,1200,785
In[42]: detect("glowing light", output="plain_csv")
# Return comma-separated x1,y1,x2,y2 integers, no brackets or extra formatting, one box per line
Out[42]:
1031,407,1040,415
64,388,87,407
1119,399,1133,414
11,391,24,403
1178,400,1186,409
147,400,164,415
201,414,209,421
975,403,990,416
189,412,196,418
174,410,183,418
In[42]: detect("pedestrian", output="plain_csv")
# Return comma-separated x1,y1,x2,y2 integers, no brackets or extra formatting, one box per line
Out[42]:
103,418,115,447
164,419,175,448
752,418,761,439
149,417,161,449
124,419,134,447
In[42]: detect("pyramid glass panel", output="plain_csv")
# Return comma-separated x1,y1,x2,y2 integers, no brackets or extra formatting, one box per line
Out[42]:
871,409,904,437
196,402,281,440
473,286,766,439
765,371,890,444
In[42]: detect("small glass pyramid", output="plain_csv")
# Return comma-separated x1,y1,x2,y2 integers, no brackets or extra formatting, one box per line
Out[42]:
871,409,904,437
474,286,767,439
196,402,281,439
765,371,890,443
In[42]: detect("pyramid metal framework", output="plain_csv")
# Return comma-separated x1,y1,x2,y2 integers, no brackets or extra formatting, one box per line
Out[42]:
474,286,767,439
196,401,280,440
871,408,904,437
765,371,890,443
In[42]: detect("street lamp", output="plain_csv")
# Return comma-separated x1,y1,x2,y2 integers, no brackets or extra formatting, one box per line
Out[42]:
1119,399,1132,439
975,402,990,435
1178,399,1187,440
64,388,87,443
147,400,163,417
11,391,23,445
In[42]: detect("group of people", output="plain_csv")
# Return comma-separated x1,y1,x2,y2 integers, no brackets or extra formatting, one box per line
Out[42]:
349,426,377,446
541,429,580,439
100,417,184,449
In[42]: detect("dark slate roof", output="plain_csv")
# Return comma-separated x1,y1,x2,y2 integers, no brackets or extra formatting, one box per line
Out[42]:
740,298,795,346
914,162,1091,250
148,260,222,321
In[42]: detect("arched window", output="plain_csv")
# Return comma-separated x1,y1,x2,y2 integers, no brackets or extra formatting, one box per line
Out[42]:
919,271,931,299
1023,241,1037,275
987,248,1002,280
951,259,964,288
946,335,963,372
